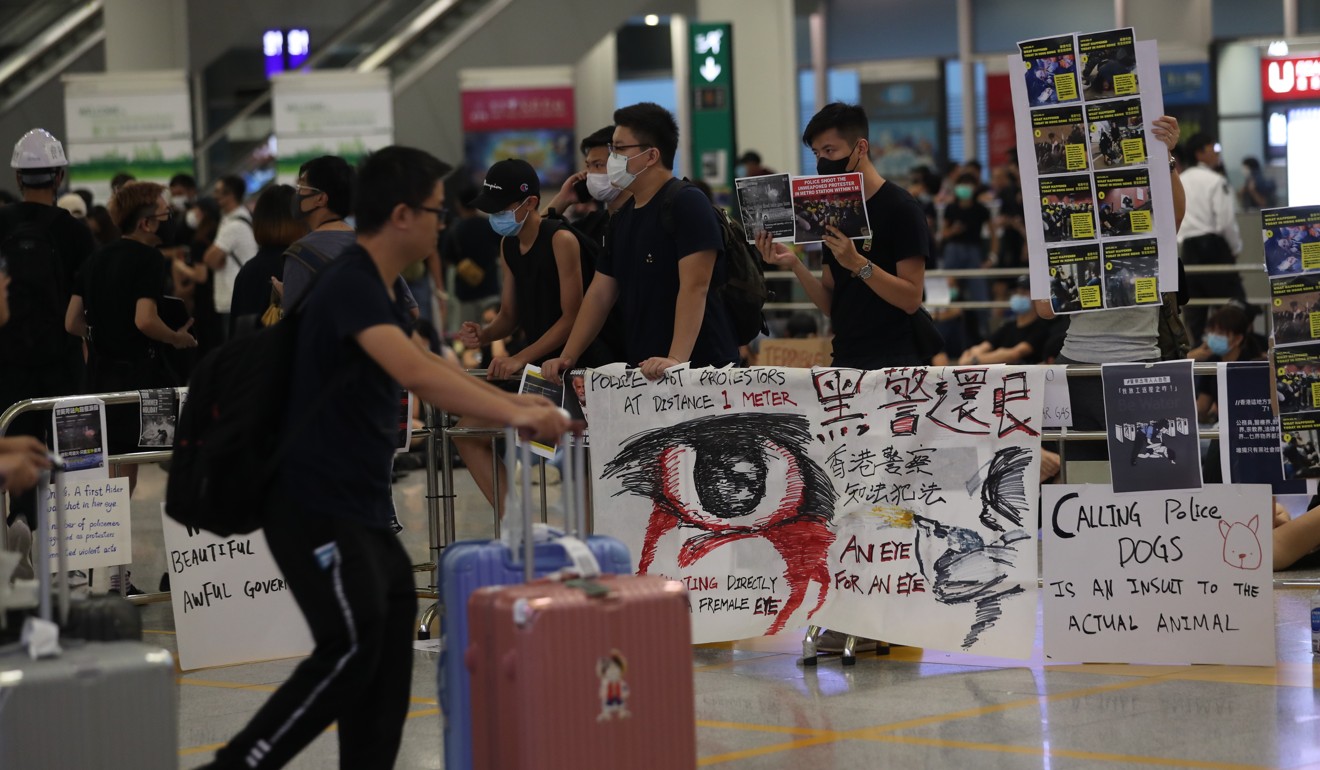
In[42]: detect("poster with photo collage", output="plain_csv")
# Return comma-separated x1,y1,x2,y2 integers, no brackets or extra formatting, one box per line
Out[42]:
1263,206,1320,477
1010,29,1178,316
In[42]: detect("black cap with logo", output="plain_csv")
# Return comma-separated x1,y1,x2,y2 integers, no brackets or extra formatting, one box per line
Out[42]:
471,158,540,213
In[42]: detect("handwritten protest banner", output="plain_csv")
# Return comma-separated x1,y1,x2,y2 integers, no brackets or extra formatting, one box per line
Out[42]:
161,507,312,670
589,363,1043,658
1042,484,1274,666
42,478,132,571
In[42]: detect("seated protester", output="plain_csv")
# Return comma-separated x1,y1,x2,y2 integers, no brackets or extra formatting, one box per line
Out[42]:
541,125,633,247
958,276,1052,365
455,158,599,512
1192,302,1266,423
229,185,307,335
65,182,198,493
543,102,739,384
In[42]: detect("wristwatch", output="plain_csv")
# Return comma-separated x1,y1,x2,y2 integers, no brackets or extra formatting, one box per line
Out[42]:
856,261,874,280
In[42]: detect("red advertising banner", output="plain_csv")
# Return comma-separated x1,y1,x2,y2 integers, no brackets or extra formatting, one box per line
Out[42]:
1262,56,1320,102
986,73,1017,167
461,87,575,131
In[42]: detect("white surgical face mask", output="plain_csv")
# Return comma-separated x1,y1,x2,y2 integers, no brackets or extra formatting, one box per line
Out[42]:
184,209,200,230
586,172,621,203
607,150,648,191
170,194,189,212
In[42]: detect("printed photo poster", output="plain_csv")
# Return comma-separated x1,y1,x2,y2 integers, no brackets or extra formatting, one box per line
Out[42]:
51,397,109,477
1039,175,1097,244
1047,243,1103,313
563,370,590,445
519,364,564,459
735,173,794,242
1217,362,1308,492
1031,105,1089,175
138,388,178,448
1043,484,1275,666
1086,99,1147,169
1262,205,1320,276
1101,238,1161,309
1077,28,1140,100
1019,35,1080,106
1279,411,1320,480
1011,35,1179,310
1269,272,1320,347
587,364,1045,659
1095,168,1154,237
1101,361,1203,493
791,173,871,244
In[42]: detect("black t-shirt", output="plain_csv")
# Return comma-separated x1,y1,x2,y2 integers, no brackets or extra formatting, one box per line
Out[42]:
987,316,1052,364
75,238,167,363
823,180,931,366
943,201,990,245
443,216,502,301
0,203,95,393
502,220,575,366
282,246,413,529
597,180,738,367
229,245,285,327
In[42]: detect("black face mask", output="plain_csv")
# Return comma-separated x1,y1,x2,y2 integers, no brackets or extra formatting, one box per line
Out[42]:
156,215,178,245
816,144,858,176
291,191,321,220
573,177,591,204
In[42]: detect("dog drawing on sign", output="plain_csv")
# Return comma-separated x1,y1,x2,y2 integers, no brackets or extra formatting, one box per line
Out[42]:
913,514,1030,649
1218,516,1262,570
603,413,837,635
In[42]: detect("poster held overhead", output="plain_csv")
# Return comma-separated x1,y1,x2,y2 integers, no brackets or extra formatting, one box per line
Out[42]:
1101,361,1203,493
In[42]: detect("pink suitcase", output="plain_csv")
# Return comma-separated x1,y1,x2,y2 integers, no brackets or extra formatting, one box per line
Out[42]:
464,434,696,770
466,574,696,770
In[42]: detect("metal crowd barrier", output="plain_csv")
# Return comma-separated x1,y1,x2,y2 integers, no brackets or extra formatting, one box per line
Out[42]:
0,389,444,606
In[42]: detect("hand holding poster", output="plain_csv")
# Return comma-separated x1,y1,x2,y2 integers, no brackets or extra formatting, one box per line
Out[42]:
588,364,1044,658
1043,484,1274,666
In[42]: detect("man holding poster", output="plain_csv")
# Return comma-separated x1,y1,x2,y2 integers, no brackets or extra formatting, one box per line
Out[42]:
754,103,931,369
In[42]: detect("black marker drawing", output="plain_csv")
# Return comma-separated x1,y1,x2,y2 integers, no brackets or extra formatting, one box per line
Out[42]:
603,413,837,634
977,446,1033,532
913,515,1030,649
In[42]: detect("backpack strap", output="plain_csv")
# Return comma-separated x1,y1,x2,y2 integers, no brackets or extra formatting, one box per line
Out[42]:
227,214,254,269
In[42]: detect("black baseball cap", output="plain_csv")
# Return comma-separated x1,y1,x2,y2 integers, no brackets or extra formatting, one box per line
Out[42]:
471,159,540,213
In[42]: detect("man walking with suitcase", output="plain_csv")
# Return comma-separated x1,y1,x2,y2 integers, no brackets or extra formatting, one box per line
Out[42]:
202,147,570,770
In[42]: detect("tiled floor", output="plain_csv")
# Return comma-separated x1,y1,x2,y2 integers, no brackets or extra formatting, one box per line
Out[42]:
113,463,1320,769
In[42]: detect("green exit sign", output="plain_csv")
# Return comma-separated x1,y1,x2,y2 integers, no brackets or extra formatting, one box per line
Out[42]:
689,22,735,203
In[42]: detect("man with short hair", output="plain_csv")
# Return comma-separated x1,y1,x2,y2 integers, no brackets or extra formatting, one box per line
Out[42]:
1178,133,1245,344
737,150,774,177
203,175,258,335
0,128,96,531
544,102,738,383
542,125,633,246
281,155,357,309
201,146,569,770
755,102,930,369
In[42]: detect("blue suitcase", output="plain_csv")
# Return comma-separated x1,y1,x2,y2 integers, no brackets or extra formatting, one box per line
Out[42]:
439,431,631,770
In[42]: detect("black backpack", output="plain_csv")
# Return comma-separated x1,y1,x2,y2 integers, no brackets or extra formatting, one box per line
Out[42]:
165,268,345,536
656,179,769,346
541,212,625,364
0,205,67,364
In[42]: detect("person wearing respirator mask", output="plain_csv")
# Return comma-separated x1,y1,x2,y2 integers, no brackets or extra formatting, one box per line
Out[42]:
542,126,634,248
455,158,609,512
542,102,739,386
959,276,1052,365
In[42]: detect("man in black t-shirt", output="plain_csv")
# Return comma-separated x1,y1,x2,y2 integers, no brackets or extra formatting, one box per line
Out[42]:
441,186,503,330
0,128,96,528
543,102,738,384
204,147,569,770
942,171,992,340
755,103,930,369
958,277,1051,365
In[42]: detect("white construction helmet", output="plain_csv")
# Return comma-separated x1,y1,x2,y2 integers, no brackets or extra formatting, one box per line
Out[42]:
11,128,68,170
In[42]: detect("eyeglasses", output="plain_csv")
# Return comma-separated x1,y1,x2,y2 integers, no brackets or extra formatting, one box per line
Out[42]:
607,143,651,154
415,205,447,219
295,184,325,196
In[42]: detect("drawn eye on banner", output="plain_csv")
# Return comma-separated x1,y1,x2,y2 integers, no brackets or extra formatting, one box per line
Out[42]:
589,365,1045,658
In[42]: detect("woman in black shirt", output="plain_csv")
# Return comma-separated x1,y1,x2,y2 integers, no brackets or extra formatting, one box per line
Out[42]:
230,185,307,335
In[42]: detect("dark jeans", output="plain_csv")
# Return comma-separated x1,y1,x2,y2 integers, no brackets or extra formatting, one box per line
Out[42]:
210,502,415,769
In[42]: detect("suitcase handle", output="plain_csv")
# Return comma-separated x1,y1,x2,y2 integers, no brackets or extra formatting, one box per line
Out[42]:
34,458,68,626
504,427,599,583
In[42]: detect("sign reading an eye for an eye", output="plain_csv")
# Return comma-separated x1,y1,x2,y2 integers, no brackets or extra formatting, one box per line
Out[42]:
1042,484,1275,666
